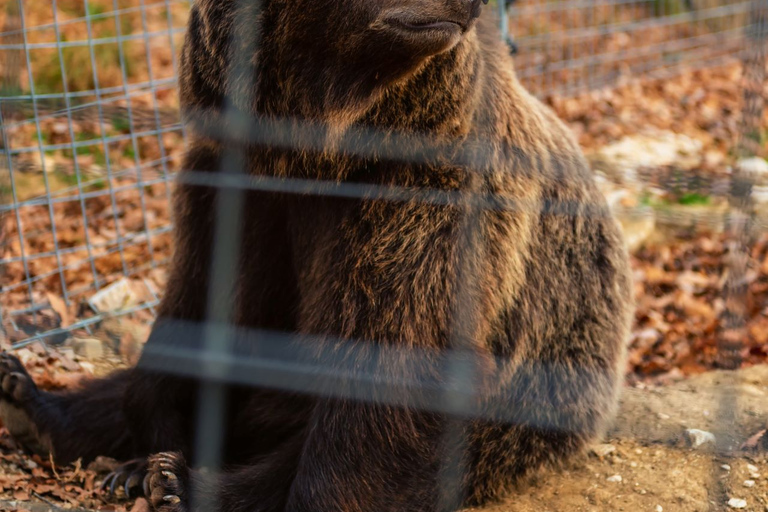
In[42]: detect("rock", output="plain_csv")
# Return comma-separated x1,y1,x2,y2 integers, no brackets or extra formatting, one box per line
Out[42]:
751,185,768,204
722,464,732,471
51,122,68,135
593,130,704,183
606,474,622,483
684,428,716,448
737,157,768,176
747,463,759,473
728,498,747,509
744,480,755,487
591,444,617,458
70,337,105,359
655,506,663,512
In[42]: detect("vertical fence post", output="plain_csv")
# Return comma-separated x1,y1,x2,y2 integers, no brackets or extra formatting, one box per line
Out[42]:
191,2,262,510
713,0,768,471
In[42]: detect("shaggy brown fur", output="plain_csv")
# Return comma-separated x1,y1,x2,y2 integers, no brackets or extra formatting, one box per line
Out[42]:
0,0,633,511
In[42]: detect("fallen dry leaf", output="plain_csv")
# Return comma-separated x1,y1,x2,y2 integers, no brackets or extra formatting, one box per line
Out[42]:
45,292,71,328
130,498,151,512
741,429,767,450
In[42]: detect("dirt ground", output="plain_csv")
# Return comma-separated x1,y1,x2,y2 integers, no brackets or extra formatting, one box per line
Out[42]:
468,366,768,512
0,366,767,511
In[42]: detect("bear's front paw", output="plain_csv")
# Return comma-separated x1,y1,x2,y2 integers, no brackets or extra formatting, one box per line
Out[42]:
145,451,189,512
0,352,38,403
0,352,48,455
101,457,149,498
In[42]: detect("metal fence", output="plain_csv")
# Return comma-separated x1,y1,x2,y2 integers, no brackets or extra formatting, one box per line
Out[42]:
0,0,757,345
0,0,765,510
508,0,753,95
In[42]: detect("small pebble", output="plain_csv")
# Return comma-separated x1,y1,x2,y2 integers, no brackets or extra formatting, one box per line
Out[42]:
655,506,663,512
630,461,638,468
657,412,670,420
744,480,755,488
751,472,761,479
592,444,617,458
685,428,716,448
606,474,622,483
728,498,747,509
748,464,759,473
722,464,732,471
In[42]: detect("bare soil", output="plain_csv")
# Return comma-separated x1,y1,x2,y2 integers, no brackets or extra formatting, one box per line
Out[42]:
0,366,767,511
469,366,768,512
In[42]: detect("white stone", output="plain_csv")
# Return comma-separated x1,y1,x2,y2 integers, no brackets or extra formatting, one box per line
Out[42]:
70,337,105,359
744,480,755,488
595,130,704,182
684,428,716,448
592,444,617,458
606,474,622,483
747,464,759,473
728,498,747,509
655,506,663,512
737,157,768,176
752,185,768,204
722,464,732,471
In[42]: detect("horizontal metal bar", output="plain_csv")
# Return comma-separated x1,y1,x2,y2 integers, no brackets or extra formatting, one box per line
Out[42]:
0,0,188,37
0,77,177,102
515,2,753,46
3,124,181,155
516,28,744,77
0,27,186,50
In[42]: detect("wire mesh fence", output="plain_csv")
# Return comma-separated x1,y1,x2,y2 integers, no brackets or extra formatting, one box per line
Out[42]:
0,0,765,510
508,0,754,95
0,0,759,346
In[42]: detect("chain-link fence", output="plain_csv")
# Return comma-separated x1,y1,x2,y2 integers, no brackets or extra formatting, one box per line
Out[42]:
0,0,766,511
0,0,758,346
508,0,753,95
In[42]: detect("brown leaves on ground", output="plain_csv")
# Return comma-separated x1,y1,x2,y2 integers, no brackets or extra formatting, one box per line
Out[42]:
630,232,768,385
0,430,127,511
549,63,768,159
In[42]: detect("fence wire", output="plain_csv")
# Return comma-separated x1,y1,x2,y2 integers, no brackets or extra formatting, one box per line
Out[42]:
0,0,755,344
0,1,765,509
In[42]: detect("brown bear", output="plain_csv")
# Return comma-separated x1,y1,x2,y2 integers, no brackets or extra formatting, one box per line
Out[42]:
0,0,633,510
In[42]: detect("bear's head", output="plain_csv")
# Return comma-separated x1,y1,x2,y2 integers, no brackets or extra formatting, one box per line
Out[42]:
183,0,487,131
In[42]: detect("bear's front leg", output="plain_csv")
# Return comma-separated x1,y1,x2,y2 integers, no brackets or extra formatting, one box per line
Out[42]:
0,352,52,457
0,352,135,464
